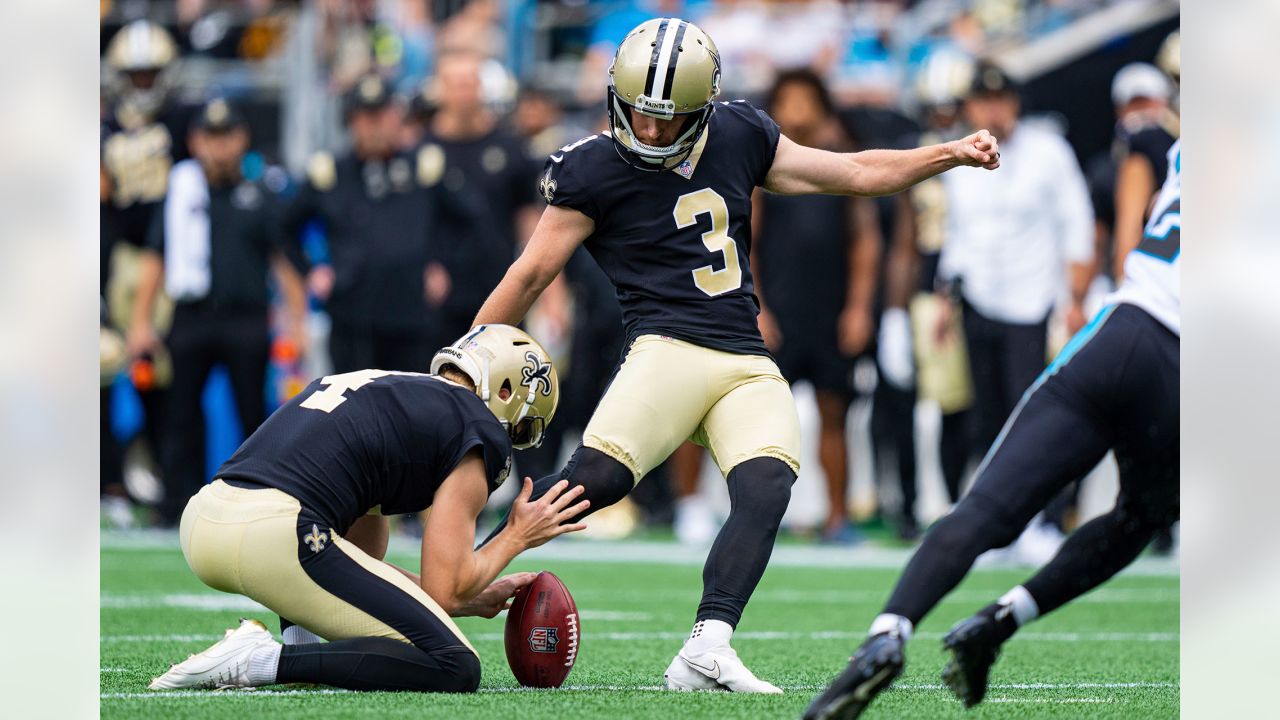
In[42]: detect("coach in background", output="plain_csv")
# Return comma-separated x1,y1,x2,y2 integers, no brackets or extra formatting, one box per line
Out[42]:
129,99,308,527
936,64,1094,498
283,75,472,374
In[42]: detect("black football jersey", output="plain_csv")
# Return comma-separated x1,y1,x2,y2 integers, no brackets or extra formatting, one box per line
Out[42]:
541,100,781,356
217,371,512,534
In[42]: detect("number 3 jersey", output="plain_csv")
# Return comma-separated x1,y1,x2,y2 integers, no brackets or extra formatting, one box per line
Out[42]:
1108,139,1180,335
217,372,512,534
541,100,781,356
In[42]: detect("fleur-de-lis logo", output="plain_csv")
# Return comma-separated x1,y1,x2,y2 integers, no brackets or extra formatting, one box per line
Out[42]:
538,169,557,204
304,524,328,553
520,351,553,397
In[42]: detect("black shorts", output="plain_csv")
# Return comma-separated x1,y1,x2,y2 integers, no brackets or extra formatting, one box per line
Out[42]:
772,315,855,399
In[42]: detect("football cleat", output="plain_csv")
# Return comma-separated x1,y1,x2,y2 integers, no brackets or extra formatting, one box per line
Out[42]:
941,604,1009,708
803,632,904,720
149,618,277,690
664,645,782,694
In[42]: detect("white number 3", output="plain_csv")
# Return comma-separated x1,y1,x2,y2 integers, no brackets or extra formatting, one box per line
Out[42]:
674,188,742,297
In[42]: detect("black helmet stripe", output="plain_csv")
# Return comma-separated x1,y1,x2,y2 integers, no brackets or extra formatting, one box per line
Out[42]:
643,18,670,98
660,21,688,101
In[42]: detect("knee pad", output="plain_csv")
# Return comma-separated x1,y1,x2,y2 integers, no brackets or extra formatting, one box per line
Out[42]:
560,446,633,514
726,457,796,520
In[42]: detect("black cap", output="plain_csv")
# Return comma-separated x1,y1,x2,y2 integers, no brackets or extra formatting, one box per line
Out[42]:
193,98,246,133
345,74,394,117
968,62,1018,98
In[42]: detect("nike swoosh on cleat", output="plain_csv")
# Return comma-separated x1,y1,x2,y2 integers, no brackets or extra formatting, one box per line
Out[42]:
684,658,720,680
549,154,564,163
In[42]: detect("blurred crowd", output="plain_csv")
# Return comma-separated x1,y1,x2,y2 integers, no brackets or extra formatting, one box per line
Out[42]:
100,0,1179,554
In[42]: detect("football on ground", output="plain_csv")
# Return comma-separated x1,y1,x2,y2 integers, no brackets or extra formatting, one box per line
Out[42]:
505,570,580,688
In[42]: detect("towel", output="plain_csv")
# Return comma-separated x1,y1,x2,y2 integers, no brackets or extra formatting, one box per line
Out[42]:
164,159,211,300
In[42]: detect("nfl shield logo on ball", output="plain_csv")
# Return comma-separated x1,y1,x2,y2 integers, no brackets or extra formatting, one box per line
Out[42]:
528,626,559,653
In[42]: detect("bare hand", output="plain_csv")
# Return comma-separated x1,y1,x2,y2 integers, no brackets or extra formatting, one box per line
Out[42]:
1065,302,1087,335
838,305,872,356
456,571,538,618
952,129,1001,170
424,263,452,307
507,477,590,550
934,293,955,347
126,322,160,359
308,265,336,301
757,308,782,351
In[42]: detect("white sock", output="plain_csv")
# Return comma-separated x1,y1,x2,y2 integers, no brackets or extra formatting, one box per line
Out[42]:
247,642,281,686
685,619,733,654
869,613,913,641
997,586,1040,627
282,624,324,645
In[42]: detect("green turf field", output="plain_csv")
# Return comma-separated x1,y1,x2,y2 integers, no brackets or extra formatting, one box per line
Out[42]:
101,532,1178,719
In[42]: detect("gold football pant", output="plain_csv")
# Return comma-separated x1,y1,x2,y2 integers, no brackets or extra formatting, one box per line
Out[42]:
179,480,474,655
582,334,801,481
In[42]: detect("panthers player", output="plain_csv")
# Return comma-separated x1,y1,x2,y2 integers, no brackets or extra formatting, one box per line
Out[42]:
149,326,588,693
805,141,1180,719
475,18,999,692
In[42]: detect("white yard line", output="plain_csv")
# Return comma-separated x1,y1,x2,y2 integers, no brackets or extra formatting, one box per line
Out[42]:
101,630,1177,644
102,681,1176,700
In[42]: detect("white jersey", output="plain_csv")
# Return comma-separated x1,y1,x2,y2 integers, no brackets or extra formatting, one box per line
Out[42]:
1108,139,1180,335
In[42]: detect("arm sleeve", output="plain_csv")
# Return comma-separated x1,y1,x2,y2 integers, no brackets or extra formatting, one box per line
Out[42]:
1051,138,1095,264
264,190,308,273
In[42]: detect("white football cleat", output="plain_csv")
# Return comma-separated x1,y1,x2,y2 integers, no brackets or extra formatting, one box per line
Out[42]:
664,645,782,694
149,618,278,690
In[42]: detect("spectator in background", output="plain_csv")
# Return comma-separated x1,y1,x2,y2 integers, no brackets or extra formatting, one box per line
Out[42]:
936,63,1094,551
128,99,308,526
101,20,186,524
897,50,978,509
283,74,469,374
1110,62,1178,277
425,52,543,347
753,70,879,544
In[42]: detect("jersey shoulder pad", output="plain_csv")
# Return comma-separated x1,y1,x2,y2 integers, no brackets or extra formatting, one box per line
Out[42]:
416,143,446,187
715,100,781,184
307,151,336,192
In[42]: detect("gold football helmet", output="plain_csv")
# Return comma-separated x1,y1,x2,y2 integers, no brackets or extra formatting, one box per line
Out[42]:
430,324,559,449
104,20,179,124
607,18,721,170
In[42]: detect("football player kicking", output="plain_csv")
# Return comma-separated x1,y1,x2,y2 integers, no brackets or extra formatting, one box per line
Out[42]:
149,325,588,693
474,18,999,693
805,140,1181,719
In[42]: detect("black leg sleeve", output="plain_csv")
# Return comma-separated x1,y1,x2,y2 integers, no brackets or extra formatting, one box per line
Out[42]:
882,375,1112,626
1021,502,1166,617
478,445,633,548
696,457,795,628
277,638,480,693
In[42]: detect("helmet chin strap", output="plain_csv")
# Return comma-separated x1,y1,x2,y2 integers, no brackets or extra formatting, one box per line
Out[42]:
610,93,705,166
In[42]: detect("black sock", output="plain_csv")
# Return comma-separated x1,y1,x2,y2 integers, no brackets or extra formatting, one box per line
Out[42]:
478,446,632,549
1021,505,1162,616
696,457,794,627
277,638,480,693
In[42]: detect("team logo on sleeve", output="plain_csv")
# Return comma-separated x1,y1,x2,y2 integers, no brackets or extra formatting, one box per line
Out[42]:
520,352,554,396
538,168,557,203
303,524,329,553
528,626,559,653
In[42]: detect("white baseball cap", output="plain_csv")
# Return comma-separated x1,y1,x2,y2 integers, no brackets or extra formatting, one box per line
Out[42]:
1111,62,1172,106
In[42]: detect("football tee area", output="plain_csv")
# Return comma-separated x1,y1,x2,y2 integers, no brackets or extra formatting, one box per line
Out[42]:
101,531,1177,718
